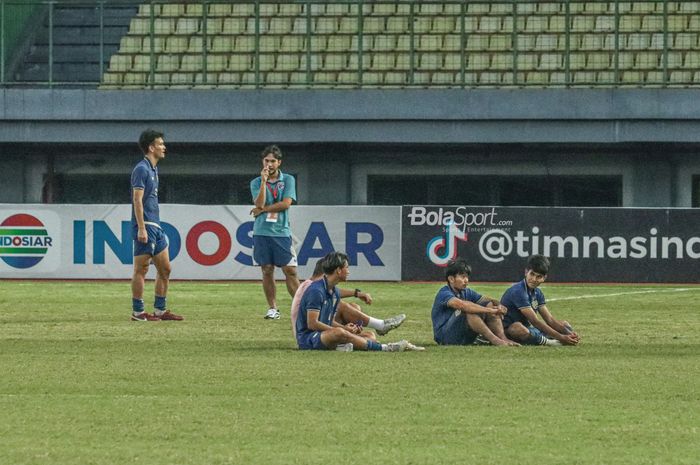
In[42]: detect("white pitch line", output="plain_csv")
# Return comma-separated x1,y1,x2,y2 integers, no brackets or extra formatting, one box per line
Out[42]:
548,288,697,302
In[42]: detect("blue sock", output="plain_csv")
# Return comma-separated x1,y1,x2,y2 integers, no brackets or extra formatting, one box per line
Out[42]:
526,334,547,345
154,296,166,311
366,340,382,351
132,299,144,313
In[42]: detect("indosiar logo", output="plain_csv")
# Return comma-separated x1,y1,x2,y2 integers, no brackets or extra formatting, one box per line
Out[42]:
426,221,468,266
0,214,54,269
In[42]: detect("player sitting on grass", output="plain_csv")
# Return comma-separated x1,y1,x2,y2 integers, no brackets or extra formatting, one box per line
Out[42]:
290,257,406,344
431,258,519,347
501,254,580,346
295,252,424,352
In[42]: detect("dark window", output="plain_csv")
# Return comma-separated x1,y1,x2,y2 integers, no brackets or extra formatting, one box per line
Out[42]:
54,174,125,203
369,175,622,207
693,176,700,207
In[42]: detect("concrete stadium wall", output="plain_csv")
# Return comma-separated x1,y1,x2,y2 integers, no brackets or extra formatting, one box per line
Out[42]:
1,88,700,206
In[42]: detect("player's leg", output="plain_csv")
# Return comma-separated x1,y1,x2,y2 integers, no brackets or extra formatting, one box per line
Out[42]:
505,322,553,345
320,327,422,352
261,264,278,313
151,235,183,321
254,235,280,319
281,265,299,298
335,301,406,336
465,314,508,346
485,314,520,346
276,236,299,298
131,253,156,321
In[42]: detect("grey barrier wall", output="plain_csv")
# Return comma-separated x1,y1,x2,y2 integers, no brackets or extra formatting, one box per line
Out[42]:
401,206,700,283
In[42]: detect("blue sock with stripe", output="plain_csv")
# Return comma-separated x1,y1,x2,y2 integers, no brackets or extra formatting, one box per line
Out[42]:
366,340,382,351
154,296,166,312
132,298,144,313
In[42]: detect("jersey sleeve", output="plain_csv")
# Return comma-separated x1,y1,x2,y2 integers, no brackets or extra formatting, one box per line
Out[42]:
283,174,297,202
302,288,324,313
465,288,485,305
536,289,546,305
131,164,148,190
250,177,261,202
510,287,532,309
435,287,455,309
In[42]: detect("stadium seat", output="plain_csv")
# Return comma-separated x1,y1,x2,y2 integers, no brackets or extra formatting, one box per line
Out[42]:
231,4,254,16
156,55,179,72
132,54,152,72
206,55,228,72
443,53,462,71
526,16,549,33
180,55,203,72
223,18,246,34
467,53,490,70
634,51,659,69
119,36,141,54
276,54,300,71
259,36,281,52
109,54,132,72
161,4,185,17
247,18,269,34
627,33,651,50
384,71,407,86
228,55,252,71
489,34,511,51
372,53,396,70
432,17,456,33
184,3,203,17
165,37,188,54
350,35,372,51
419,35,442,51
386,16,409,33
674,33,698,49
176,18,199,35
236,36,255,53
141,36,165,53
535,34,559,51
684,51,700,69
363,17,385,34
443,34,462,51
328,35,351,52
208,4,230,16
539,53,563,70
413,17,433,34
269,17,293,34
374,35,396,51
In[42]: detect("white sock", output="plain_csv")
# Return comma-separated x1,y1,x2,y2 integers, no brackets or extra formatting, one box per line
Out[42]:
367,317,383,330
380,344,389,351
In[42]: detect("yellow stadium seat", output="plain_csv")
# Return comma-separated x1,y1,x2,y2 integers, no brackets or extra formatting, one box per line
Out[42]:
645,70,664,84
280,36,304,53
396,35,411,51
185,4,203,17
535,34,559,51
443,35,462,51
680,3,700,13
649,33,664,50
188,37,210,53
323,53,347,71
372,53,396,70
206,55,228,72
217,72,239,84
526,16,548,33
385,71,407,85
137,4,160,17
517,2,536,14
337,17,357,33
223,18,246,34
516,54,537,70
328,35,351,51
467,53,490,70
468,4,490,14
432,17,456,33
212,36,234,53
180,55,203,72
419,35,442,50
667,51,684,68
413,17,433,34
363,71,385,87
432,71,456,85
518,35,536,51
161,4,185,17
640,15,663,32
634,51,659,69
627,33,651,49
259,4,277,17
395,4,411,15
109,54,132,72
585,3,610,14
336,72,357,85
119,36,141,54
479,72,501,85
670,70,692,83
684,51,700,69
594,15,615,32
132,54,152,72
572,16,595,32
420,3,443,14
129,18,150,35
667,15,689,32
350,35,372,51
374,35,396,51
300,54,320,71
229,55,252,71
141,36,165,53
395,54,411,70
101,72,123,85
569,53,587,70
288,71,309,86
479,16,502,33
170,72,194,87
621,70,644,84
325,4,350,16
156,55,179,72
419,53,442,69
490,3,512,14
279,3,302,16
574,71,596,83
633,2,657,14
269,18,293,34
292,18,308,34
618,51,634,68
259,36,281,52
539,53,563,70
580,33,604,50
235,36,255,53
258,54,276,71
386,16,409,33
194,73,217,87
443,53,461,70
675,33,698,49
463,16,479,33
587,52,610,69
412,72,431,86
277,54,300,71
165,36,188,53
689,15,700,31
208,4,230,16
202,18,223,34
466,35,489,51
265,72,289,87
549,15,566,32
363,17,384,33
310,36,328,52
247,18,269,34
489,34,512,51
231,4,254,16
526,71,548,85
619,15,642,32
124,72,147,86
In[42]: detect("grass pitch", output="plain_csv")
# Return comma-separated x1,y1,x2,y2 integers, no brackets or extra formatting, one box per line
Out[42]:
0,280,699,465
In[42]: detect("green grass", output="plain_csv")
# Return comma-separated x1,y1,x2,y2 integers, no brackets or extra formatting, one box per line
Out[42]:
1,280,699,465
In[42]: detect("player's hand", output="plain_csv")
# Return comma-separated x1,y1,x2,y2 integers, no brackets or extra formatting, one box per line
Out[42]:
504,338,521,346
260,167,269,182
250,207,264,217
346,323,361,335
489,304,507,317
137,227,148,243
358,292,373,305
559,334,579,346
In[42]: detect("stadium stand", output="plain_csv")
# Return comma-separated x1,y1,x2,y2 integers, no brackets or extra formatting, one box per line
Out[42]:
3,1,699,88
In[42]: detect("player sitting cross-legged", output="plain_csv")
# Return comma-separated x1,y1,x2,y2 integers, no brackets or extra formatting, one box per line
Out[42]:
295,251,424,352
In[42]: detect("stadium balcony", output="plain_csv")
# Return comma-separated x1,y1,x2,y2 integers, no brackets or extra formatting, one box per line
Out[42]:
1,1,699,88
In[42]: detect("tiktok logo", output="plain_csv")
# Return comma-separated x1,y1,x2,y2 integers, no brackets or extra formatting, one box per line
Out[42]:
426,221,468,266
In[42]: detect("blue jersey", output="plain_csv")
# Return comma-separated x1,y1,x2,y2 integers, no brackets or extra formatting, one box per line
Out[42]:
130,158,160,228
250,172,296,237
431,285,486,340
296,277,340,336
501,279,547,328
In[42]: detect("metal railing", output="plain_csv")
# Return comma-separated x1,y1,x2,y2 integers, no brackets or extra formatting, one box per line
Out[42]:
1,0,699,88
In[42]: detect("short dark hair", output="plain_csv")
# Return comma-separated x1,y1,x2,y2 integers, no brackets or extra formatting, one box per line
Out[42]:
526,254,550,275
139,129,163,155
312,258,325,277
445,258,471,282
260,144,282,160
322,251,349,275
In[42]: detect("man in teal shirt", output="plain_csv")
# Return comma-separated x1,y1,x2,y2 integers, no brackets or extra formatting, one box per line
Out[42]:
250,145,299,320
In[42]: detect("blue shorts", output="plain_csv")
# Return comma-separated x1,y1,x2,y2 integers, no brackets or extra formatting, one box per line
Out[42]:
253,235,297,267
296,331,327,350
132,224,169,257
435,311,480,346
